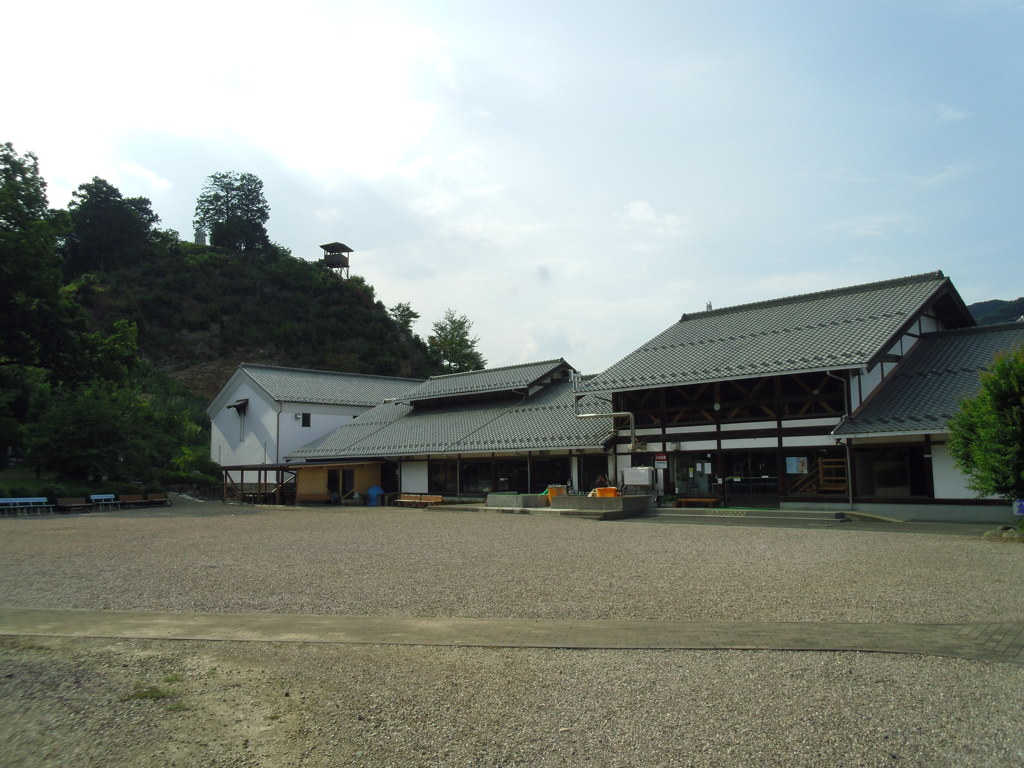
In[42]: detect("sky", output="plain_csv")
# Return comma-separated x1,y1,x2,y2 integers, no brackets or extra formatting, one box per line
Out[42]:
5,0,1024,374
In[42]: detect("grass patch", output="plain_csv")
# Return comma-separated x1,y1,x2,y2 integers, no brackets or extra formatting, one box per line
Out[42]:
125,683,173,701
162,672,185,683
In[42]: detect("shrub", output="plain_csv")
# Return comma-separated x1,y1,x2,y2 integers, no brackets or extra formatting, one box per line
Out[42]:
159,470,218,487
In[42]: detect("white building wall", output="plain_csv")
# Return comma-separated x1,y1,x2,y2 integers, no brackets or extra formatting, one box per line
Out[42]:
401,461,429,493
931,442,993,500
278,403,365,462
209,380,279,467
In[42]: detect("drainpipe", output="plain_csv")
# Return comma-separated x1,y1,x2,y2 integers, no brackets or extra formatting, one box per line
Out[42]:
575,411,641,452
825,370,854,511
571,370,641,452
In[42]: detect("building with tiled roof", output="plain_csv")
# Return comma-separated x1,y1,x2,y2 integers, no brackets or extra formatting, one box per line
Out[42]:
207,363,424,468
577,271,1018,521
212,272,1022,521
285,360,616,500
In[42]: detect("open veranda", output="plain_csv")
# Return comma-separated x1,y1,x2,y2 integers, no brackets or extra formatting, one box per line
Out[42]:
1,498,1022,767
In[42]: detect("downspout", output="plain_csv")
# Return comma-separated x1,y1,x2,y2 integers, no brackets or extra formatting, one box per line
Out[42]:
571,370,641,452
825,370,854,511
575,411,641,452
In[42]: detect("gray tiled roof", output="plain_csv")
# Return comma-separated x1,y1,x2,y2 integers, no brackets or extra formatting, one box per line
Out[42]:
834,323,1024,436
288,381,614,459
242,364,423,407
400,359,570,404
582,272,959,393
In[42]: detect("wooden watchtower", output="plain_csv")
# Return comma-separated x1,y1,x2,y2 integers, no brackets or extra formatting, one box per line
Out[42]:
319,242,353,279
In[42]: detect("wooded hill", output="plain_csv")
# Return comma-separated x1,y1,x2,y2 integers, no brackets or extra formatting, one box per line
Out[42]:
79,244,436,400
968,297,1024,326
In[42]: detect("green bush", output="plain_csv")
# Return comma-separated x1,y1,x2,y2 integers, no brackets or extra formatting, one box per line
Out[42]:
159,470,218,487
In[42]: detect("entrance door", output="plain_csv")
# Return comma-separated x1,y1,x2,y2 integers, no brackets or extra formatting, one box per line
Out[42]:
671,454,714,496
723,450,779,508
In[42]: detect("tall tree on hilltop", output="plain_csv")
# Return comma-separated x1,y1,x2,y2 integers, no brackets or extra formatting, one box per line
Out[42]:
428,309,487,373
193,171,270,253
65,177,161,276
389,302,420,334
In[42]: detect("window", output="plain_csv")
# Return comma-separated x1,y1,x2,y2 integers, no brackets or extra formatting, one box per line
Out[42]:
301,413,311,428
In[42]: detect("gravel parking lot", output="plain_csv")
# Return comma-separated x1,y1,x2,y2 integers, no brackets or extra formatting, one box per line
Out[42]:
1,499,1021,767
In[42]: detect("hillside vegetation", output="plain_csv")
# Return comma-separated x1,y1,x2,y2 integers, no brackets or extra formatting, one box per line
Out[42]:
79,244,434,399
968,298,1024,326
1,142,459,486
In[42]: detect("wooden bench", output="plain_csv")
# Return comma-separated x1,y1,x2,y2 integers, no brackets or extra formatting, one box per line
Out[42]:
395,493,444,508
89,494,119,511
678,497,720,508
0,497,55,516
145,493,172,506
296,493,332,505
119,494,147,508
56,497,92,513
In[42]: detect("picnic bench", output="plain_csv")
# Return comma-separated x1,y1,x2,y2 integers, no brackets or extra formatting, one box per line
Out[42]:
395,493,444,508
677,497,720,508
89,494,119,511
0,497,55,516
56,497,92,513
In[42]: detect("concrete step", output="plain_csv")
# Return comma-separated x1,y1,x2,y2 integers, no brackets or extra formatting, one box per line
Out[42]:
654,508,847,522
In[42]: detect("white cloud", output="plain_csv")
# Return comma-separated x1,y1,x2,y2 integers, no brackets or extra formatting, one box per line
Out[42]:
911,163,971,186
824,214,916,239
116,162,172,193
624,200,687,237
935,103,971,122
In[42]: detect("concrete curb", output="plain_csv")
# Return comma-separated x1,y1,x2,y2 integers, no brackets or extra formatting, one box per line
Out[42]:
1,607,1020,666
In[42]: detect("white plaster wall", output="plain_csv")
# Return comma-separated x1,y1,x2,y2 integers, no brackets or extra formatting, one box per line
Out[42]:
931,443,994,500
278,403,365,461
781,435,839,447
209,381,278,467
719,436,779,450
401,461,429,493
852,364,883,410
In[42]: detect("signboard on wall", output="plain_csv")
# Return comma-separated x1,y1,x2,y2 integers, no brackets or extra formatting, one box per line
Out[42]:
786,457,809,475
655,453,668,469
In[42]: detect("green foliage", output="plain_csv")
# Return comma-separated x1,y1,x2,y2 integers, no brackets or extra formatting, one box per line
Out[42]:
389,302,420,334
158,469,219,487
428,308,487,373
970,298,1024,326
84,246,437,379
0,142,73,373
948,346,1024,502
193,171,270,253
64,177,161,277
23,379,191,483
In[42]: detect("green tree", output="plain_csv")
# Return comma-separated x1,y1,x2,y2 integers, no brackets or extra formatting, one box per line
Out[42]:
389,302,420,334
64,177,160,276
428,309,486,373
193,171,270,253
24,379,189,482
948,346,1024,502
0,142,70,371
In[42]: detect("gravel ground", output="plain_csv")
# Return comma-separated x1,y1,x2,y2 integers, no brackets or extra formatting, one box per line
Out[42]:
1,499,1022,767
